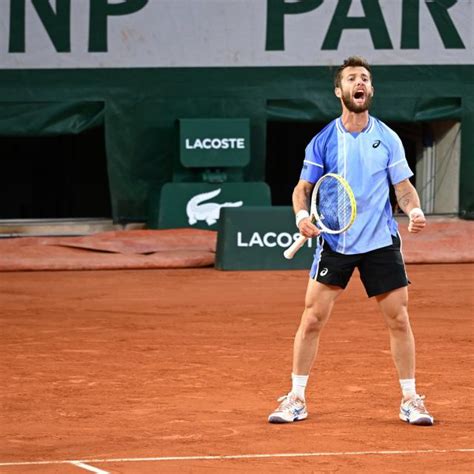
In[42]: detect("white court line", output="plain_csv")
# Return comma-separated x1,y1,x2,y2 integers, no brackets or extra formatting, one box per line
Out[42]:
1,448,473,468
70,461,110,474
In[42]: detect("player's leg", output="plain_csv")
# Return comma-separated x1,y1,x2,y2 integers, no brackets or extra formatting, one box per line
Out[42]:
376,286,414,381
268,240,355,424
268,280,342,424
376,287,433,425
359,234,415,380
359,235,433,425
292,239,356,379
292,279,343,376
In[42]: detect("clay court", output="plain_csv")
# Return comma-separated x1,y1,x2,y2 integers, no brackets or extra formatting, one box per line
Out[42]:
1,261,473,473
1,1,473,472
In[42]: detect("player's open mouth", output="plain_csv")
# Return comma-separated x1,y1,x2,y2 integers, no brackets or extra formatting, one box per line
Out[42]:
353,90,365,101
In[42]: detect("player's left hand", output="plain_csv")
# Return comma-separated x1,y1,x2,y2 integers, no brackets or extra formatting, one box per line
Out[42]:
408,208,426,233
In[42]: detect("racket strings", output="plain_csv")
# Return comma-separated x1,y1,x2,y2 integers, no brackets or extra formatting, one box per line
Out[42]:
316,178,353,232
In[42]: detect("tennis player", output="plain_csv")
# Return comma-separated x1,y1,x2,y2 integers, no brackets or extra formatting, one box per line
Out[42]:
269,56,433,426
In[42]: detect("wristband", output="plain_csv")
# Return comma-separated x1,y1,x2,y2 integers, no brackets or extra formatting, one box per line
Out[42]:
295,210,310,228
409,207,424,219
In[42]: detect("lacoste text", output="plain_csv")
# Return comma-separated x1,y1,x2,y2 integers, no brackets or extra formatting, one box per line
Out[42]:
185,138,245,150
237,232,313,248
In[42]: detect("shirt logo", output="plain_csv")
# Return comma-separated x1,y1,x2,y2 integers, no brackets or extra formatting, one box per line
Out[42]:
320,268,328,276
372,140,381,148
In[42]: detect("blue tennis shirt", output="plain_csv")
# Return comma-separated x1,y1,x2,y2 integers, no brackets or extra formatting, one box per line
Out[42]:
300,116,413,254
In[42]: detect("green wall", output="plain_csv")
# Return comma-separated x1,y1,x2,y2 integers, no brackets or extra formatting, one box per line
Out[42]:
0,65,472,221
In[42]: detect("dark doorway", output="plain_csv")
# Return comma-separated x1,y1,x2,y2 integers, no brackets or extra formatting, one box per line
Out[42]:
266,121,326,205
0,126,111,219
266,120,418,207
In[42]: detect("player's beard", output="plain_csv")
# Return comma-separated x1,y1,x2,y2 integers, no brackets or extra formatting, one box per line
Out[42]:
341,89,372,113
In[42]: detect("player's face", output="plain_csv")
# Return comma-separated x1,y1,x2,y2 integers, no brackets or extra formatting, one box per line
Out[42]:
336,66,374,113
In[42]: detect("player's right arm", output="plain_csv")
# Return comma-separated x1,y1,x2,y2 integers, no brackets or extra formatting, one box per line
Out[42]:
292,180,320,238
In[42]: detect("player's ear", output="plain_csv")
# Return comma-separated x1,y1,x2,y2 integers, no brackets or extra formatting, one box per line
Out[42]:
371,86,375,97
335,87,342,98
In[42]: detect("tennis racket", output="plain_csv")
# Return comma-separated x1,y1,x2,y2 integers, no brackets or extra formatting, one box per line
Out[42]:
283,173,357,259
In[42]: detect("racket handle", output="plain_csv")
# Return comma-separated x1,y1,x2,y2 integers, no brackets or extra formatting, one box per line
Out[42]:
284,234,308,259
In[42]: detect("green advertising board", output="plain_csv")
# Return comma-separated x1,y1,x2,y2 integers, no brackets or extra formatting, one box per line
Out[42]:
179,119,250,168
152,182,271,230
215,206,316,270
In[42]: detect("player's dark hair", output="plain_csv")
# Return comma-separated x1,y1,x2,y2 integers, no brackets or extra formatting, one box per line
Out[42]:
334,56,372,88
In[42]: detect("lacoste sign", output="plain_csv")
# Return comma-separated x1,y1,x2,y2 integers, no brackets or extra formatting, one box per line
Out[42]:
186,189,243,226
179,119,250,168
216,206,315,270
237,231,314,249
185,138,246,151
1,0,471,68
155,182,271,230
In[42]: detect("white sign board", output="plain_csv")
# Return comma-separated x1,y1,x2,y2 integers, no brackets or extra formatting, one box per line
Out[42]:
0,0,472,69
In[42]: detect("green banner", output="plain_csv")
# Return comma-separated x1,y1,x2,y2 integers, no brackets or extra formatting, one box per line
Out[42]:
215,206,316,270
179,118,250,168
0,101,104,136
151,182,271,229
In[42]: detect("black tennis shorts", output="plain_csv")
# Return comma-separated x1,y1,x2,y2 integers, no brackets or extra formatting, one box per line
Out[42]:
310,234,409,298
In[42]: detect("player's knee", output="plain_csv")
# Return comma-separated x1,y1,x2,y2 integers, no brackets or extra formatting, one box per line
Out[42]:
386,310,410,333
302,307,329,334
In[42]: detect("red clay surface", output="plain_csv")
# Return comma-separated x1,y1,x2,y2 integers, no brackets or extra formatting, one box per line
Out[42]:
1,264,473,473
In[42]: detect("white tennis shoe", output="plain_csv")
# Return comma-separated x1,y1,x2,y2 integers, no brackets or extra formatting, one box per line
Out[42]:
268,392,308,423
399,395,434,426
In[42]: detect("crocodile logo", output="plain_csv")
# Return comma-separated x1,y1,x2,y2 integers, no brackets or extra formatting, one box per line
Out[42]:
186,188,243,226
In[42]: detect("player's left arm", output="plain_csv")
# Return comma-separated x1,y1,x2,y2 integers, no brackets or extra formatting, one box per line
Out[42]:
393,179,426,233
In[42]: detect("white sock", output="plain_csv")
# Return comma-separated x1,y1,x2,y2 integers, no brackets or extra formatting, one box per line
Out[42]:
291,373,309,400
400,378,416,400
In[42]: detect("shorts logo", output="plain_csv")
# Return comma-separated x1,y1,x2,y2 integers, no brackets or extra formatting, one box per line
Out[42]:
320,267,328,276
372,140,381,148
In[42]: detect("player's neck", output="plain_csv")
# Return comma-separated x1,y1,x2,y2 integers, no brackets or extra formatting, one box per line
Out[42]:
340,110,370,133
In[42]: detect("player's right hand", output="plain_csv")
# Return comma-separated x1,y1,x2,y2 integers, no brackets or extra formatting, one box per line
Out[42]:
298,218,320,238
